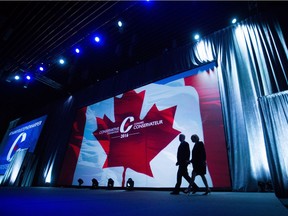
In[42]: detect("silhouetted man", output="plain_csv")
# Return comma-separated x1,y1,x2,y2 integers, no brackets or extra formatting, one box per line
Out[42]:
171,134,198,195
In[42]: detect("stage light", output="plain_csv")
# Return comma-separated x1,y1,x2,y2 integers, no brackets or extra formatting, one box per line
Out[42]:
75,48,80,54
14,75,20,80
59,59,65,65
23,73,31,88
258,181,274,192
78,178,84,187
232,18,237,24
194,34,200,40
92,34,105,45
126,178,134,190
107,178,114,189
94,36,100,43
39,66,44,72
118,21,123,27
91,178,98,189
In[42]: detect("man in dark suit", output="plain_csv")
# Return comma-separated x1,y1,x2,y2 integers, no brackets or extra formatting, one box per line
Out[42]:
171,134,199,195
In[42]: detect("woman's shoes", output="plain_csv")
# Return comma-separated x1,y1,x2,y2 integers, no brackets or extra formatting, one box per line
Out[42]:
185,186,211,195
184,185,198,195
202,189,211,195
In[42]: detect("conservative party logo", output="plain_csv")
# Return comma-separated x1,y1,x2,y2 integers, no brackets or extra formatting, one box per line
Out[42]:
0,115,47,175
6,132,27,162
93,90,180,186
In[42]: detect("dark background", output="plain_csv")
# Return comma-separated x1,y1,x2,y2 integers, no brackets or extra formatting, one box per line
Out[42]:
0,1,287,140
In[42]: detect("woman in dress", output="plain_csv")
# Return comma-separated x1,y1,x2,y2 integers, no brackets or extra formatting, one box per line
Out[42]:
188,134,211,195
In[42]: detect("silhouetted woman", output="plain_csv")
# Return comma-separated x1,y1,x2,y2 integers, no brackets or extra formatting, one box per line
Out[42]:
188,134,210,195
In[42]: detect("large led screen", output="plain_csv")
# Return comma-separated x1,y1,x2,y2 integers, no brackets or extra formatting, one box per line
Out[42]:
59,62,231,188
0,115,47,175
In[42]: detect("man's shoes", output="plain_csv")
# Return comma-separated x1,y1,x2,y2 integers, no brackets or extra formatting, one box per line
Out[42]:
192,187,198,194
170,191,179,195
191,183,199,194
184,185,192,195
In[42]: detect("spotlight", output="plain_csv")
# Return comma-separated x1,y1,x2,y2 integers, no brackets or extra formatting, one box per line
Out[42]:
258,181,274,192
75,48,80,54
25,75,31,80
107,178,114,189
194,34,200,40
117,21,123,27
91,178,98,189
92,34,105,45
126,178,134,191
59,58,65,65
78,178,84,187
39,66,44,72
232,18,237,24
94,36,100,43
14,75,20,80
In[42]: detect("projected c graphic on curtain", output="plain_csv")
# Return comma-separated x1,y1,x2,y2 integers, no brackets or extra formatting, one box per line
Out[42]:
0,115,47,175
59,62,231,188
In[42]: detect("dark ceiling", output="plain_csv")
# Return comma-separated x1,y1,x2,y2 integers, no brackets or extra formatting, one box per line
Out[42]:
0,1,287,130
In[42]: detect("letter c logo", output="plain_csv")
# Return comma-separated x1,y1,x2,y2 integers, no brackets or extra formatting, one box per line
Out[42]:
120,116,134,133
7,132,27,162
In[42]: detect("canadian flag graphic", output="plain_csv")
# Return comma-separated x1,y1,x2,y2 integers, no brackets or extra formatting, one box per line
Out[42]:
58,65,230,188
72,80,212,188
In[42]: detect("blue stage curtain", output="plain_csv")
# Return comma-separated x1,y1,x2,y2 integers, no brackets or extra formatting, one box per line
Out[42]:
33,95,76,186
259,91,288,198
189,15,288,192
1,148,28,186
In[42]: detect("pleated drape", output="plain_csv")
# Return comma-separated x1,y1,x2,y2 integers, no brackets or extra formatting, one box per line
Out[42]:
259,91,288,198
190,15,288,191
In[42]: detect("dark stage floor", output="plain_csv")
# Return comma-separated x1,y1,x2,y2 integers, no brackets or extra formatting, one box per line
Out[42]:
0,187,287,216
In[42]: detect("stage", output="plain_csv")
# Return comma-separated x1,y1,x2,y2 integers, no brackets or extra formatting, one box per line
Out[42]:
0,187,287,216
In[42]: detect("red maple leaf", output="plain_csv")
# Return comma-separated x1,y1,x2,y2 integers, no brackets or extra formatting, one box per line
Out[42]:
93,90,180,187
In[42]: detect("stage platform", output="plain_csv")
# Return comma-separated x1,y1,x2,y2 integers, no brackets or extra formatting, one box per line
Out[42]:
0,187,287,216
